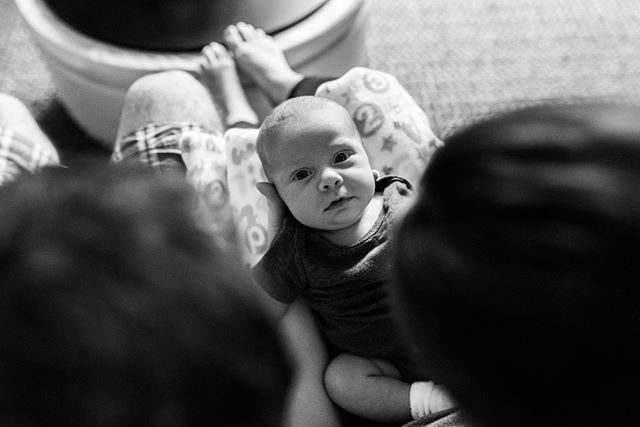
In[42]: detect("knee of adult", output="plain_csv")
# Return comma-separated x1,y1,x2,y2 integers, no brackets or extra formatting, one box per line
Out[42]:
0,94,31,122
125,70,202,102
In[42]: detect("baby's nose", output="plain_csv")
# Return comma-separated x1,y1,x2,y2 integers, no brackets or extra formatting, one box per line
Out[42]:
319,169,344,191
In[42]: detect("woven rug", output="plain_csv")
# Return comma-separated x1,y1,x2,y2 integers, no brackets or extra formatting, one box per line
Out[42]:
366,0,640,138
2,0,640,161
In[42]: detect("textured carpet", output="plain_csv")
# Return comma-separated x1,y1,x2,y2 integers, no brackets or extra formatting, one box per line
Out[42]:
366,0,640,138
2,0,640,164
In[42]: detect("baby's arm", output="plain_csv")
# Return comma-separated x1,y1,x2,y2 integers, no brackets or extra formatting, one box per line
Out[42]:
324,353,454,423
280,299,342,427
255,284,289,319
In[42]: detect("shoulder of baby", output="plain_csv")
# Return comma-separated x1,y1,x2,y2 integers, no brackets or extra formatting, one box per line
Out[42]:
254,236,305,285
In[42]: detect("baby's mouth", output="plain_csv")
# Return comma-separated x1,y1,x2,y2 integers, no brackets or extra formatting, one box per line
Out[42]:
325,196,351,211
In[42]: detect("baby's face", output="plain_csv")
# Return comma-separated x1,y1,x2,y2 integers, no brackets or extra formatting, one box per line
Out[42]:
267,107,376,232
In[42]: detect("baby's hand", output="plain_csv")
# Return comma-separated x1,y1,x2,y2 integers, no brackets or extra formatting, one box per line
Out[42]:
256,181,286,244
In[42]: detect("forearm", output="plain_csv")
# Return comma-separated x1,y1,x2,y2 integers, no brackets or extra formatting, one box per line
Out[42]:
279,299,342,427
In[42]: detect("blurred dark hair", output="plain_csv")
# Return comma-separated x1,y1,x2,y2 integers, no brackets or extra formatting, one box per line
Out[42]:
393,104,640,427
0,162,291,426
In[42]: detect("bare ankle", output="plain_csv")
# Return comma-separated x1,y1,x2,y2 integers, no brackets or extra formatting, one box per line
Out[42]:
224,23,305,105
199,42,258,128
270,72,305,104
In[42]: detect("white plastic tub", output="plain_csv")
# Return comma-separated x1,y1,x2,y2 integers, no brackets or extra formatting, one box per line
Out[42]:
15,0,370,145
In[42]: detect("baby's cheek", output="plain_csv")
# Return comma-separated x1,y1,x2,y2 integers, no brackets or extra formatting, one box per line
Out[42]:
279,189,298,210
286,192,319,223
348,172,376,196
279,194,302,216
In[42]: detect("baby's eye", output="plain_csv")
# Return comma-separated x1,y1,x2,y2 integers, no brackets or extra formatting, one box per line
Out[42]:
292,169,311,181
334,151,352,163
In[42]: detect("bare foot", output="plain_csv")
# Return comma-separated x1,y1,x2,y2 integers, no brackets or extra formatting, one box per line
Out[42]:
198,41,258,128
224,22,304,105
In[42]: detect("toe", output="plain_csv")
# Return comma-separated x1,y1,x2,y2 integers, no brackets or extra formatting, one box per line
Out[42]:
210,42,225,58
237,21,255,41
201,46,213,64
213,42,232,61
224,24,242,51
202,43,218,63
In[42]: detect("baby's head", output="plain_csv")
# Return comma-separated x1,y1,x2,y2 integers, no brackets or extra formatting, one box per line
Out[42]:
257,96,377,231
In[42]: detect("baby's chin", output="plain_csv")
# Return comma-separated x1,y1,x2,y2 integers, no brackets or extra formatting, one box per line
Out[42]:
310,215,364,234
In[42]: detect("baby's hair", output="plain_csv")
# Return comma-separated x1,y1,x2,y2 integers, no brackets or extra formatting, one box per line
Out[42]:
256,96,356,178
0,161,291,426
393,104,640,427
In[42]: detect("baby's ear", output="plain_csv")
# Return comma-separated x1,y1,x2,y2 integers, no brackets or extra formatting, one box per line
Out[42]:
372,169,380,180
256,181,277,198
256,181,287,245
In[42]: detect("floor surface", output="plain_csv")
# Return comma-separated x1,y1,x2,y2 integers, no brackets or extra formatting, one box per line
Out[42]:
2,0,640,164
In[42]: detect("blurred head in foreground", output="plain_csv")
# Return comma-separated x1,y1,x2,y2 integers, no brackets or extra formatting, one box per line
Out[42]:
0,162,291,426
394,104,640,427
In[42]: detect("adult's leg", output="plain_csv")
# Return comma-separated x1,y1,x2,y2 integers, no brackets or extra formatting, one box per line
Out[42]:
199,41,259,129
116,70,221,140
113,70,223,171
0,94,59,185
198,33,330,133
223,23,334,104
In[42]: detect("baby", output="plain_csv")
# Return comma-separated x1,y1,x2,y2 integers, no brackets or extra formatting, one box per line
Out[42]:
252,95,454,423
